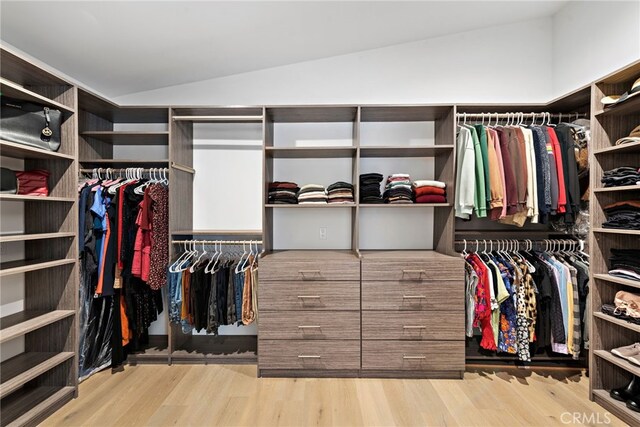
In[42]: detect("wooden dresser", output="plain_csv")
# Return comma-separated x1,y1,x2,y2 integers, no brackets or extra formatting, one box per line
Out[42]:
258,249,465,378
258,250,361,377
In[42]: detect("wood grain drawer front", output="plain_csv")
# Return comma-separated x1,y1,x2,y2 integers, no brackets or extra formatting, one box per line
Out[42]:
362,280,462,310
362,340,464,371
260,281,360,311
259,340,360,370
260,260,360,282
259,311,360,340
361,260,463,282
362,311,463,340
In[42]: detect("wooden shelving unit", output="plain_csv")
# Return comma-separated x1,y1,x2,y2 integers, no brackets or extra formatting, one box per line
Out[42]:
265,146,356,158
590,58,640,421
0,45,79,424
80,131,169,145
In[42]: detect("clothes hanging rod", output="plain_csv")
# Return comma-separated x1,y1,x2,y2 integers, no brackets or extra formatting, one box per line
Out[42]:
456,112,588,119
170,162,195,174
172,239,263,245
454,238,586,252
79,167,168,173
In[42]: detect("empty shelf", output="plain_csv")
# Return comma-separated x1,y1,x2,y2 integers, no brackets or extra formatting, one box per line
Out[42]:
79,158,169,167
0,78,75,114
0,258,76,277
593,185,640,193
172,230,262,236
0,232,75,243
594,350,640,378
172,115,263,123
594,141,640,154
265,204,356,208
1,385,75,427
359,145,454,157
0,194,74,203
0,310,75,343
593,228,640,236
265,146,356,158
593,273,640,289
80,131,169,145
0,140,75,161
0,352,74,399
360,203,451,208
593,311,640,334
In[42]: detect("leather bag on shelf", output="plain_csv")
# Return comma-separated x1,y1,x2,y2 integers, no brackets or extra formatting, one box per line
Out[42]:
0,168,18,194
0,96,62,152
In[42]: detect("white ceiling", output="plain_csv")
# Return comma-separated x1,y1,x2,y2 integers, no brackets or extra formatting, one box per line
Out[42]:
0,1,569,97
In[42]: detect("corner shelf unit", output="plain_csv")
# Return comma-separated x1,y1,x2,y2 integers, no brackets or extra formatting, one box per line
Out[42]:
589,59,640,426
0,45,79,426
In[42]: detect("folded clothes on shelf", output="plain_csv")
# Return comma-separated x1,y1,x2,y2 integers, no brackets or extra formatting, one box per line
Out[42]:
610,248,640,281
603,200,640,230
601,167,640,187
268,181,299,204
413,179,447,204
359,173,383,204
383,173,412,204
327,181,354,204
298,183,328,204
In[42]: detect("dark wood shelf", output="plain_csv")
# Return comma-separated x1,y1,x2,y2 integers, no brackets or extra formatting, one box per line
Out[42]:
0,385,75,427
593,389,640,426
593,185,640,193
0,194,75,203
0,140,75,161
265,203,356,208
266,106,358,123
594,350,640,377
265,146,356,158
359,145,454,158
0,258,76,277
0,352,74,399
172,230,262,236
360,203,451,208
360,105,453,121
593,141,640,155
595,95,640,117
79,88,168,123
593,227,640,236
0,232,75,243
0,310,75,344
593,312,640,334
173,115,263,123
593,273,640,289
170,335,257,364
79,158,169,167
80,131,169,145
0,78,75,114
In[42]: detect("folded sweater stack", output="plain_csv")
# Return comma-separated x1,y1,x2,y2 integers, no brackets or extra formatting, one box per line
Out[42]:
268,181,299,204
413,179,447,204
327,181,354,204
360,173,383,204
383,174,413,204
298,184,328,204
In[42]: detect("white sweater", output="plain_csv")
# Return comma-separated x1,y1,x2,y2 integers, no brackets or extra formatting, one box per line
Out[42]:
455,126,476,219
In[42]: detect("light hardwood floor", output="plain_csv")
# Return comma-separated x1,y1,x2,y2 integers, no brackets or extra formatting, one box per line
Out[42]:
43,365,624,427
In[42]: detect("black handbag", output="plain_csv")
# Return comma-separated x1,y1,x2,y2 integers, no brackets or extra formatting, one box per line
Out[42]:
0,96,62,152
0,168,18,194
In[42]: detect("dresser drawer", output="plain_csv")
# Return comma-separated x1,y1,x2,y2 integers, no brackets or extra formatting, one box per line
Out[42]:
361,259,463,282
362,280,463,310
259,311,360,340
260,281,360,311
261,257,360,282
259,339,360,370
361,340,464,371
362,311,463,340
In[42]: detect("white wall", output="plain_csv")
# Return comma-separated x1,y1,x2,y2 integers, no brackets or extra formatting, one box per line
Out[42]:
115,17,554,105
552,0,640,97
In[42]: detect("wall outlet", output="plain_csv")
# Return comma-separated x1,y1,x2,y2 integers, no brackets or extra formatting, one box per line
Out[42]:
319,227,328,240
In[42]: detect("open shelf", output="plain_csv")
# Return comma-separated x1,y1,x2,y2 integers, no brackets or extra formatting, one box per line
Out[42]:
0,233,75,243
593,273,640,289
0,310,75,344
0,194,74,203
127,335,169,363
593,389,640,426
265,203,356,208
265,146,356,158
360,203,451,208
78,88,168,123
359,145,454,158
172,230,262,236
80,131,169,145
171,335,257,364
0,385,75,427
173,115,263,123
593,227,640,236
0,78,75,115
595,95,640,117
593,312,640,334
79,159,169,167
594,350,640,377
593,185,640,193
0,140,75,161
0,352,74,399
0,258,76,277
594,141,640,155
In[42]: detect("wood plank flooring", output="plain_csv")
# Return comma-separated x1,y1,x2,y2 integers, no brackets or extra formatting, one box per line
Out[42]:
42,365,625,426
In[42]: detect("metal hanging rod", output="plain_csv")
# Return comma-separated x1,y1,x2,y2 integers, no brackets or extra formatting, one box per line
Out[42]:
171,161,195,174
172,239,263,245
456,111,588,120
79,167,168,174
454,238,586,252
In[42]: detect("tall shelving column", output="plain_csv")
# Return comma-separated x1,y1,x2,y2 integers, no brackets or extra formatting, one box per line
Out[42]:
0,46,79,426
589,60,640,426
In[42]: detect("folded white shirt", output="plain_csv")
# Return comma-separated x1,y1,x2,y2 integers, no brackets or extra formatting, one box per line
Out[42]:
413,180,446,189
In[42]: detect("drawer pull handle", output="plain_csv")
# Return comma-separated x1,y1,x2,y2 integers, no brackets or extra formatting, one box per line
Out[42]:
403,355,426,360
402,269,426,275
297,295,321,299
298,355,321,359
298,325,321,329
403,326,426,329
402,295,426,299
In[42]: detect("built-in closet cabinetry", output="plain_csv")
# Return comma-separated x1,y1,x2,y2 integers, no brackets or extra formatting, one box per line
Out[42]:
0,47,78,427
589,60,640,426
259,105,465,378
